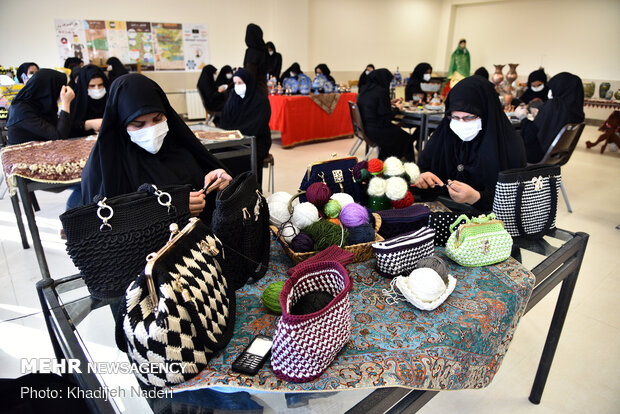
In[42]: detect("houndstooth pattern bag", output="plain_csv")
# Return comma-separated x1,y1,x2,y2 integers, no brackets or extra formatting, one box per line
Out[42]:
372,227,435,278
115,218,236,388
271,261,352,383
492,165,560,238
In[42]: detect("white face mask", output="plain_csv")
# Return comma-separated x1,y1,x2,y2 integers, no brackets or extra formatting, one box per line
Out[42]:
450,118,482,142
235,83,246,98
88,87,106,100
269,50,274,56
423,73,431,82
547,90,553,99
290,71,296,77
127,120,169,154
226,73,232,79
365,70,370,76
531,84,544,92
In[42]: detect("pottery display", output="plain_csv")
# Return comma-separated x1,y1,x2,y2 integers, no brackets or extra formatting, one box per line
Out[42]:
492,64,505,86
583,82,595,98
599,82,611,99
506,63,519,84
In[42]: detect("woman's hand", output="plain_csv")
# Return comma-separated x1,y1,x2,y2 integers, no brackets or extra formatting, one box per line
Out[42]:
530,107,539,119
414,172,444,189
84,118,103,132
514,105,528,120
218,85,228,93
447,180,480,205
189,191,206,217
60,85,75,113
203,169,233,194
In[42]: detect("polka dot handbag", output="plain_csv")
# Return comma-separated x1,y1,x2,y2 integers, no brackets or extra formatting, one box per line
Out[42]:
428,212,469,247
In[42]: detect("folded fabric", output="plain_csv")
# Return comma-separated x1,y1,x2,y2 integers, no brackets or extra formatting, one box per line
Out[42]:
286,245,354,276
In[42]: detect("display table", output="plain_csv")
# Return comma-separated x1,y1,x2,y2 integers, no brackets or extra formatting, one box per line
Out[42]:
269,93,356,148
36,214,588,412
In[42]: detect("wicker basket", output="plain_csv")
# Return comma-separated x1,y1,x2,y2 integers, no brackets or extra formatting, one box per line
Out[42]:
270,214,383,264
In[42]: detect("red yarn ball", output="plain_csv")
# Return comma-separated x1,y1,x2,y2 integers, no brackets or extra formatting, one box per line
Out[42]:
391,191,414,209
367,158,384,175
306,182,332,207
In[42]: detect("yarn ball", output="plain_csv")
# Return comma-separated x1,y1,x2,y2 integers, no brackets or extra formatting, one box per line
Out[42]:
278,222,300,244
290,233,314,253
262,281,285,314
330,192,354,208
267,191,297,226
406,268,447,302
291,202,320,229
368,195,392,212
306,182,332,207
367,176,387,197
385,176,409,201
347,223,376,245
404,162,421,183
367,158,384,175
383,156,405,177
324,199,342,218
360,168,370,181
416,255,449,284
392,191,414,209
352,160,369,180
339,203,369,227
303,220,349,251
328,218,341,226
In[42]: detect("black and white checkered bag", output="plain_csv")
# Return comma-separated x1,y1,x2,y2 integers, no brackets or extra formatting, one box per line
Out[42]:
115,218,236,388
493,165,561,238
372,226,435,278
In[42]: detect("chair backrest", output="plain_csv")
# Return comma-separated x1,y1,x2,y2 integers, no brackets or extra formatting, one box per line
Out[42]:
348,101,376,147
537,122,585,167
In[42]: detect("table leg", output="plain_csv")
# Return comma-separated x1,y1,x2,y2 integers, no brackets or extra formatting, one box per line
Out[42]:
16,177,51,279
528,233,588,404
10,193,30,249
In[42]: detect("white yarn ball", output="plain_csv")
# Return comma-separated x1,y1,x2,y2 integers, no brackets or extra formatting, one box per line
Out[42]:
404,162,421,183
385,177,408,201
367,176,387,197
267,192,299,227
291,202,320,229
330,192,354,209
383,156,405,177
279,222,300,244
406,268,446,302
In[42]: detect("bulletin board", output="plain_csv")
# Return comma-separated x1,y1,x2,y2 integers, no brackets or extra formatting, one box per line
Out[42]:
54,19,209,71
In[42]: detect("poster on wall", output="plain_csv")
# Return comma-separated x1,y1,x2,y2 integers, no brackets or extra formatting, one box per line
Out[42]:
84,20,108,65
182,23,209,71
152,23,185,71
54,19,89,65
126,21,154,71
105,20,129,64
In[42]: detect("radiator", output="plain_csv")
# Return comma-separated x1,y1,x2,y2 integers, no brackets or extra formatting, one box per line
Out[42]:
185,89,205,120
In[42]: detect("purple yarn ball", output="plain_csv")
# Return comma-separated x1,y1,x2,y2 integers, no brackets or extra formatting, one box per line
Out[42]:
306,182,332,207
290,232,314,253
352,160,369,180
339,203,369,228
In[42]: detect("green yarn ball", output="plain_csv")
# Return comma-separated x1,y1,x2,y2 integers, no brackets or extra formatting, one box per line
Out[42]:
262,281,285,314
303,220,349,251
368,195,391,212
324,199,342,218
360,168,370,181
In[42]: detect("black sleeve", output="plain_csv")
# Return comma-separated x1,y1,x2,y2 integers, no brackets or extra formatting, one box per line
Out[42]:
18,110,72,141
274,54,282,80
473,185,495,212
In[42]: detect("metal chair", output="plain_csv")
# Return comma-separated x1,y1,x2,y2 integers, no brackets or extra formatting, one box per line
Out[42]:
347,101,378,160
263,153,275,194
528,122,585,213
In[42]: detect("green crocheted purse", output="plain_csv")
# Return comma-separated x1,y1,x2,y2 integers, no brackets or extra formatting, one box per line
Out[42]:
445,213,513,267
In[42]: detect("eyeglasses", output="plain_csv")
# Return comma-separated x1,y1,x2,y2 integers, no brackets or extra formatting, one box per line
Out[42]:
449,114,480,122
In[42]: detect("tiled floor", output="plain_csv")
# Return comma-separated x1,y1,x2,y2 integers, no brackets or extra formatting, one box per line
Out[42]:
0,125,618,413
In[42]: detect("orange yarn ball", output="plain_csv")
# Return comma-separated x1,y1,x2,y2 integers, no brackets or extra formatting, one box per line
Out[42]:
367,158,384,175
328,218,341,226
391,191,414,209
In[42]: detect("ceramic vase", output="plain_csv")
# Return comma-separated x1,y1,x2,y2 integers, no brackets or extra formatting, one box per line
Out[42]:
615,90,620,100
583,82,595,98
599,82,611,99
506,64,519,84
492,65,505,86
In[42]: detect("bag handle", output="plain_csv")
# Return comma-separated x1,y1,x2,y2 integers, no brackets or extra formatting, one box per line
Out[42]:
515,175,557,237
449,214,471,233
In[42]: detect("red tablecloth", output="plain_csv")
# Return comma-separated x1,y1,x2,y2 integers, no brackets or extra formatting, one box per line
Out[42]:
269,92,356,148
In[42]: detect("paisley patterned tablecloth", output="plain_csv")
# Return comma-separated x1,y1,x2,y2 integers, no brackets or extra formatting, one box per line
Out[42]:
174,235,535,393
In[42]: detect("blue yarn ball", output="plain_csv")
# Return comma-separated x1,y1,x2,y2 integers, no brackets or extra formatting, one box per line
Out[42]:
346,223,376,245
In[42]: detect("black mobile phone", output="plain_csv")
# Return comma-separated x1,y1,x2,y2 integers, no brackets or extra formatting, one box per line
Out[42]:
231,334,273,376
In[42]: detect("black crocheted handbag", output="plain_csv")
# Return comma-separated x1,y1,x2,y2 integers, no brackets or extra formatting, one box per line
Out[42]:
428,212,469,247
211,171,270,290
59,184,191,299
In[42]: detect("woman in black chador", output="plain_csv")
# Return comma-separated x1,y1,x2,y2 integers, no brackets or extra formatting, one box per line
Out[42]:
518,68,549,105
357,68,415,161
69,64,109,137
80,74,231,221
405,62,432,101
279,62,303,83
106,57,129,83
415,75,526,211
266,41,282,79
243,23,268,94
197,64,228,117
